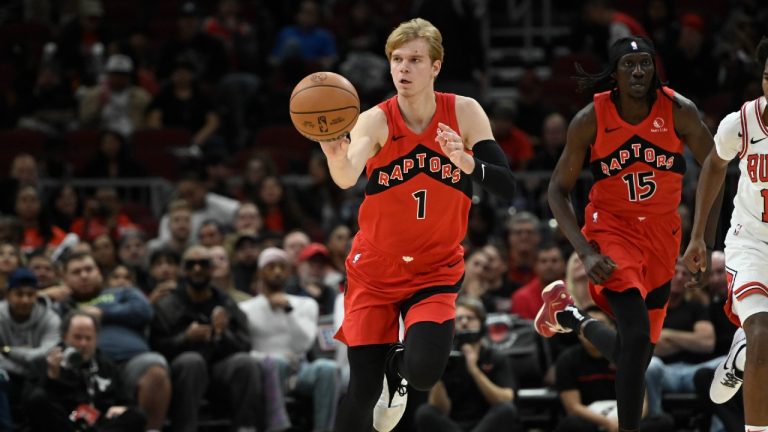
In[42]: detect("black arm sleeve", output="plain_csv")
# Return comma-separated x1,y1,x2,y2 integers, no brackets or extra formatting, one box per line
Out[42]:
470,139,516,199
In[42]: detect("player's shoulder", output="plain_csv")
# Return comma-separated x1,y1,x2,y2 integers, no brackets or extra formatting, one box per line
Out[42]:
359,104,388,127
716,111,742,136
454,94,484,117
570,102,597,130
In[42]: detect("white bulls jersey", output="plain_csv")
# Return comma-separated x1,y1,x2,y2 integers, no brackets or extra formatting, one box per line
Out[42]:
715,96,768,241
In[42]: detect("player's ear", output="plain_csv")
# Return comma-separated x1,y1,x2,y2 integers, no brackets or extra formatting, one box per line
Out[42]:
432,59,442,78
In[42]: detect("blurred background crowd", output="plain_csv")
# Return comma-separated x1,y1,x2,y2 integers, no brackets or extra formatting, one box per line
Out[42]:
0,0,767,431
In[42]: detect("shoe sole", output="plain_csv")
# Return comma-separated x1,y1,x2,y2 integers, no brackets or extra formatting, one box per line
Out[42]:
534,280,569,338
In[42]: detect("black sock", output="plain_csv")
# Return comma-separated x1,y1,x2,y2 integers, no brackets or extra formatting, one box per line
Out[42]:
555,305,591,332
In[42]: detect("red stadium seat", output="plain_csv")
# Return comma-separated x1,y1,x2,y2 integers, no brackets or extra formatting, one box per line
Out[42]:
133,128,192,179
63,129,102,173
249,125,315,174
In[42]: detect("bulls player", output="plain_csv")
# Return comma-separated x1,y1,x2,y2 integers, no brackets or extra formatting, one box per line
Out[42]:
685,36,768,432
536,36,719,432
317,18,516,432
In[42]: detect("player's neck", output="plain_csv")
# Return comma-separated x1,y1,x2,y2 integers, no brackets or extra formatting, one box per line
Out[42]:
613,92,652,125
397,90,437,134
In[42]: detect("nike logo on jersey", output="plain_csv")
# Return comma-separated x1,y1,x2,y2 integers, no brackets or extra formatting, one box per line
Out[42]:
751,136,767,144
605,127,621,133
392,135,405,141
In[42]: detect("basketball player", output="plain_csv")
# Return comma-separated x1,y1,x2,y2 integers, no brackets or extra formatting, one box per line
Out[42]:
535,36,719,432
684,36,768,432
317,18,516,432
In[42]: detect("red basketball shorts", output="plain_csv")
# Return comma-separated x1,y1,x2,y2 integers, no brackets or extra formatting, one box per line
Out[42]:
335,234,464,346
582,204,681,343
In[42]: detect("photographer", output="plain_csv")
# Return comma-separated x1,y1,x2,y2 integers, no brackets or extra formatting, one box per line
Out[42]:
415,297,522,432
23,311,145,432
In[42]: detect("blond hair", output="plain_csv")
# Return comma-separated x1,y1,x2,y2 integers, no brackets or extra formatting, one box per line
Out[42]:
385,18,444,63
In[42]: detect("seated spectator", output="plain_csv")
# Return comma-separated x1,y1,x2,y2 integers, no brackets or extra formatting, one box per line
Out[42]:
490,100,534,171
510,243,566,320
197,219,225,248
69,187,139,242
156,1,229,88
79,54,150,137
148,199,194,255
56,0,112,86
146,249,181,303
80,130,147,179
202,0,262,72
16,62,77,135
0,218,24,250
479,244,517,313
117,232,150,291
105,264,136,289
0,268,61,422
241,247,341,432
504,212,541,287
283,229,311,267
15,185,67,255
210,245,251,303
645,259,717,418
48,184,81,233
157,172,239,244
92,233,119,275
0,155,39,216
58,253,171,432
325,224,351,275
0,244,22,299
416,297,522,432
255,175,305,235
28,252,60,289
287,243,341,315
223,202,264,253
555,306,674,432
461,249,491,307
239,154,278,201
23,311,146,432
527,112,568,171
270,0,338,72
150,246,262,432
146,56,222,150
231,234,262,295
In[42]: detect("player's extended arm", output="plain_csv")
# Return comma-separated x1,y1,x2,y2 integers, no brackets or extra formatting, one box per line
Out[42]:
447,96,516,200
318,108,387,189
674,96,725,256
548,104,617,284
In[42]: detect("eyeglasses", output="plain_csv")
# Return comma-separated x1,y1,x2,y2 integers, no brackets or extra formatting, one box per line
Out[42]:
184,259,212,270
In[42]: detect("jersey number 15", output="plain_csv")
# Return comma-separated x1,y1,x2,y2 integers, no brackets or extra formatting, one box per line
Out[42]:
621,172,657,202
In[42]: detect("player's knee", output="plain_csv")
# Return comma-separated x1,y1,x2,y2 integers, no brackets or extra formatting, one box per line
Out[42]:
745,313,768,364
405,356,445,391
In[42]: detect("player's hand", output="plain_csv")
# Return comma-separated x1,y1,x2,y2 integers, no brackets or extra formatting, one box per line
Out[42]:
581,251,617,285
318,135,351,162
436,122,473,173
683,238,707,275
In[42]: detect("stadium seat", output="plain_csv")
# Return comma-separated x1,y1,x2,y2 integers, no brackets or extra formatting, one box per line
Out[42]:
249,125,315,174
63,129,102,173
133,128,192,179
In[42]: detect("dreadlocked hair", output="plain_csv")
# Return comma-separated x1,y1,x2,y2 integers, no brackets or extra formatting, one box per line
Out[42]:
574,36,677,107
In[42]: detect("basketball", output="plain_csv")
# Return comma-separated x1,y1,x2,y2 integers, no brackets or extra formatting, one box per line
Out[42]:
289,72,360,142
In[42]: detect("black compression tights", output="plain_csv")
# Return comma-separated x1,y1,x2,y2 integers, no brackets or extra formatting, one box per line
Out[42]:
581,289,660,431
334,320,455,432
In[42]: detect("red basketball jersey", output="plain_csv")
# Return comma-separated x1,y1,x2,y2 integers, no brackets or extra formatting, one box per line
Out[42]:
357,92,472,268
589,87,685,216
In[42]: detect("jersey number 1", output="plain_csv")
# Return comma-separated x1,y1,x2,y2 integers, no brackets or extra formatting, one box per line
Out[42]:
762,189,768,223
621,172,657,202
412,189,427,219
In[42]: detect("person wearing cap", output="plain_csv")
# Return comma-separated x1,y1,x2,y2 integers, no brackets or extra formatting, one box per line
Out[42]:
241,247,342,432
539,35,720,432
79,53,150,136
0,268,61,423
286,242,341,315
150,245,262,432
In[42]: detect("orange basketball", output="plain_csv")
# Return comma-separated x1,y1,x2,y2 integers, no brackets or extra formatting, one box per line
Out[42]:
289,72,360,142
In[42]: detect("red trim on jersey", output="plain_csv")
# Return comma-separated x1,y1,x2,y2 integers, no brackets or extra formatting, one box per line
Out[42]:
756,97,768,137
738,102,749,159
733,281,768,299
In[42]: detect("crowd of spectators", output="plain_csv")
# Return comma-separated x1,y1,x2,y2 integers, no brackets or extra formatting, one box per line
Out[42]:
0,0,767,431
